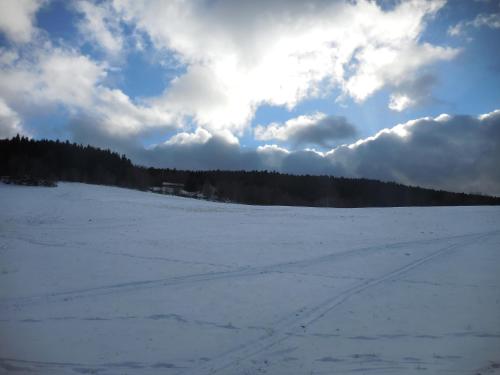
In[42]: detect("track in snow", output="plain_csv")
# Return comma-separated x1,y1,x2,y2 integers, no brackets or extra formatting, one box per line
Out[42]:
183,230,495,374
1,230,496,310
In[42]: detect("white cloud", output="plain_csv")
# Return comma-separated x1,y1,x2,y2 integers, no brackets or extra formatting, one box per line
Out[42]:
0,98,25,138
0,47,107,109
255,112,357,148
75,0,124,56
448,11,500,36
447,23,464,37
0,48,19,66
0,47,107,108
471,12,500,29
0,0,462,142
0,0,469,150
0,45,176,136
93,87,176,135
345,43,458,103
39,49,107,107
388,94,415,112
165,127,212,146
112,0,458,136
256,144,290,155
0,0,45,43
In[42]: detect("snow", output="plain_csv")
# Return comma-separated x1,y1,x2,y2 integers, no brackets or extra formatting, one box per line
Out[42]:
0,182,499,374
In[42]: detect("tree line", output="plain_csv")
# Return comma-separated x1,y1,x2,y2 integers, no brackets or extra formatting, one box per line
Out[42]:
1,135,499,207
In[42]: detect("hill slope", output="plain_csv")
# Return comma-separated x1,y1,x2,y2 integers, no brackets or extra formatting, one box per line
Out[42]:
1,182,499,374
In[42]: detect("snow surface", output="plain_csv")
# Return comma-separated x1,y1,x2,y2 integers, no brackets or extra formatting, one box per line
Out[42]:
0,182,499,375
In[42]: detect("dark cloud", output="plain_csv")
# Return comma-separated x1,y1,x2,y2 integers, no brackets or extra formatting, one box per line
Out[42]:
290,116,357,148
255,113,357,149
327,111,500,195
68,116,146,160
68,117,263,170
68,111,500,196
144,137,263,170
389,74,441,111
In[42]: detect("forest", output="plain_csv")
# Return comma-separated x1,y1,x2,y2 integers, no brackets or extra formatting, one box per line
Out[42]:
1,135,499,208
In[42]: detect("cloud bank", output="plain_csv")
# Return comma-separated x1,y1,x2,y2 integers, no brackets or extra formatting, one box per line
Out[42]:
327,110,500,196
70,110,500,196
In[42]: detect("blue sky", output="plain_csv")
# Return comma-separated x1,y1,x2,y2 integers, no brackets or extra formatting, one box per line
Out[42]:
0,0,499,194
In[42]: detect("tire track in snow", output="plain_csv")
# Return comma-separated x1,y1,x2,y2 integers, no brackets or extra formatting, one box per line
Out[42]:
1,230,497,309
181,230,495,375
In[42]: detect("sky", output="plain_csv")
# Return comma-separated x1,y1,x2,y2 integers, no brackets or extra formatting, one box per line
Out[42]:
0,0,499,195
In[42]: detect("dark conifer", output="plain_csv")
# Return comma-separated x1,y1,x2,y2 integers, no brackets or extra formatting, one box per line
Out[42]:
1,136,499,207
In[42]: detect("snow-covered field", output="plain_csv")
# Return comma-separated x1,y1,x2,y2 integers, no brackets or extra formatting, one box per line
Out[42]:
1,182,499,375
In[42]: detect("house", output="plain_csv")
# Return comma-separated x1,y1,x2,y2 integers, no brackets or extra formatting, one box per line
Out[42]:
150,182,184,195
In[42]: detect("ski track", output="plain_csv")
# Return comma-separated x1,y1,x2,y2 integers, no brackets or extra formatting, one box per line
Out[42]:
0,356,185,374
0,233,237,270
180,230,496,375
1,229,497,309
